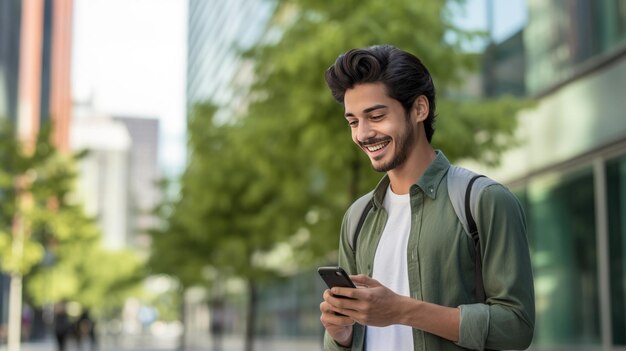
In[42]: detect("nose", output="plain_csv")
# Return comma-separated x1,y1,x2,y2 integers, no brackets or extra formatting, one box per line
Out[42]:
355,120,375,142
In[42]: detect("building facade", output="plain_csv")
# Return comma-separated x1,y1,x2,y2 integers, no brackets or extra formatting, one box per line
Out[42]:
0,0,73,338
186,0,274,120
474,0,626,349
0,0,21,123
70,112,131,251
114,116,161,251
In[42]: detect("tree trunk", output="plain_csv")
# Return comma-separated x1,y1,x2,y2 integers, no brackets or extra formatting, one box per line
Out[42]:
244,279,257,351
7,272,23,351
178,289,186,351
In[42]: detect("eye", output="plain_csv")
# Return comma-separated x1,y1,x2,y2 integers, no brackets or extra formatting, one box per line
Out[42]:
347,119,358,128
369,115,384,121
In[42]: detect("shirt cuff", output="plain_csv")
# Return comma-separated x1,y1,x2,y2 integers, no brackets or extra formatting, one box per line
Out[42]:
323,332,352,351
457,303,490,350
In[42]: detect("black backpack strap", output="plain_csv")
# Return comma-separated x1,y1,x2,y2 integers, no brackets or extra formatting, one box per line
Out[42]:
352,199,373,253
466,174,486,303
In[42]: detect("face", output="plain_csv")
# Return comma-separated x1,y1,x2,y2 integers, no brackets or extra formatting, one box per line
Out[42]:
344,83,417,173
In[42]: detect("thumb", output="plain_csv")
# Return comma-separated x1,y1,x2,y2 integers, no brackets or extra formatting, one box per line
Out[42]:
350,274,380,288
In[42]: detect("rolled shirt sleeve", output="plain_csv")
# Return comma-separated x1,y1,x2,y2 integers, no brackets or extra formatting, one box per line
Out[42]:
324,332,352,351
457,304,490,350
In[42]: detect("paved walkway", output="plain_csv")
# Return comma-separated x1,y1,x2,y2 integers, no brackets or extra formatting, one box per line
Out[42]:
0,333,323,351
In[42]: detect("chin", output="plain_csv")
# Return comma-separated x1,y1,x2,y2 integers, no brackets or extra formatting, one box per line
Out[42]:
371,161,392,173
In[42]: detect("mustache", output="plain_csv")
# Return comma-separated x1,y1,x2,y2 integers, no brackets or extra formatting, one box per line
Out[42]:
358,137,391,148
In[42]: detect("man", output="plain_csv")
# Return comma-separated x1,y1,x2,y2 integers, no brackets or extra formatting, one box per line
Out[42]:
320,45,534,350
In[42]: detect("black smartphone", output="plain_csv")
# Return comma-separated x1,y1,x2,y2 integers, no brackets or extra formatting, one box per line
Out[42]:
318,267,356,316
317,266,357,291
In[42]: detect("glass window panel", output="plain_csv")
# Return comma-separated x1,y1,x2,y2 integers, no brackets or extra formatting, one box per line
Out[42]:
527,167,600,346
607,154,626,344
615,0,626,41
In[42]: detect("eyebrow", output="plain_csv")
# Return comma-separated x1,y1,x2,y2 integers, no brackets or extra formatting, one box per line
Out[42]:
345,104,388,117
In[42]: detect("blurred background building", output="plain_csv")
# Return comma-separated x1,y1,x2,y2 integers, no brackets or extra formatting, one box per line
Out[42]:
69,114,162,254
1,0,167,344
186,0,275,121
475,0,626,348
0,0,21,125
0,0,73,340
70,111,131,251
113,116,161,252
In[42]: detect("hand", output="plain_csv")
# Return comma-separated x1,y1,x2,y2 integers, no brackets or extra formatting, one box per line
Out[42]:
332,275,461,343
320,289,355,347
329,275,406,327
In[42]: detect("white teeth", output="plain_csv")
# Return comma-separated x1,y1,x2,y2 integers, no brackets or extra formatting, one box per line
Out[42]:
366,142,388,152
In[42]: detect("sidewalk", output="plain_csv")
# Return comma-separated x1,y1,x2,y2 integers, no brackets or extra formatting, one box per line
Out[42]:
0,334,323,351
0,338,55,351
186,334,322,351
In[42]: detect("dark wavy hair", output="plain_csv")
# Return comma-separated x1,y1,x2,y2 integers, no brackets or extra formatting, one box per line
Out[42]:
324,44,436,142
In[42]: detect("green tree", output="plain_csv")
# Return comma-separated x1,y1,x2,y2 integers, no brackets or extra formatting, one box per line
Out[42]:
150,103,304,350
243,0,527,264
152,1,528,350
0,121,144,320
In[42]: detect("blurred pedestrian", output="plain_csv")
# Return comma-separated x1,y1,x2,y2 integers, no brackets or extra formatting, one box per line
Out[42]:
21,304,33,341
75,310,97,351
210,299,225,351
54,302,70,351
320,45,535,351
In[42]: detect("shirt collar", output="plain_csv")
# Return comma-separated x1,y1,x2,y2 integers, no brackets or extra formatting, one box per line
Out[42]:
371,150,451,208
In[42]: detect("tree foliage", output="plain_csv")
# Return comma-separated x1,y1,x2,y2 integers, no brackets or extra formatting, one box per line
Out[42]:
151,0,527,290
0,121,144,313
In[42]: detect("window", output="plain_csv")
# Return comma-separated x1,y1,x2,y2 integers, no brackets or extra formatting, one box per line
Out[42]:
527,167,600,346
607,154,626,344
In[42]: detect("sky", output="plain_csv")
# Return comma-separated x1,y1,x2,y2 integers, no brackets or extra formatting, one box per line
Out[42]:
71,0,188,177
70,0,527,178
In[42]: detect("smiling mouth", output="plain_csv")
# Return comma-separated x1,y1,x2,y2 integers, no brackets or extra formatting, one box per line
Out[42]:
364,140,390,152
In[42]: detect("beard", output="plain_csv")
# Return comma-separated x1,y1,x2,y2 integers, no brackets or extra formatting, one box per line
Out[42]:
360,116,416,173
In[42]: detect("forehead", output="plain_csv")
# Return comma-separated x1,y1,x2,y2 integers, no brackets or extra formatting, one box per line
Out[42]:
344,83,395,113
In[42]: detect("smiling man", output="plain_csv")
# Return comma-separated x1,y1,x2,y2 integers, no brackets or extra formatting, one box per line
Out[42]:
320,45,535,351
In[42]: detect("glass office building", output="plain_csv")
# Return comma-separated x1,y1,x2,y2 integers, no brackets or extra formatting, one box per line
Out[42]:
0,0,21,123
186,0,274,119
477,0,626,349
525,0,626,96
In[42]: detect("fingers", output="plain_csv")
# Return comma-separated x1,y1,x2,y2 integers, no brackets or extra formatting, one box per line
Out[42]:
350,274,379,287
320,310,355,326
324,289,355,308
320,300,355,327
331,286,356,299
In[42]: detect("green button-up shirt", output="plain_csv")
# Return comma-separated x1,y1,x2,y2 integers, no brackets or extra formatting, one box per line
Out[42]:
324,151,535,351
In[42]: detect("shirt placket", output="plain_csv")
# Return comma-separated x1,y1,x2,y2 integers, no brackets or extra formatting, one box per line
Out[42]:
408,185,425,351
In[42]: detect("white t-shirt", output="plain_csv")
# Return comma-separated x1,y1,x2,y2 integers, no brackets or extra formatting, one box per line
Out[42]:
365,185,414,350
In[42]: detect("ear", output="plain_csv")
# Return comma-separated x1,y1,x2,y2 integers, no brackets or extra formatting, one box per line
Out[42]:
411,95,429,123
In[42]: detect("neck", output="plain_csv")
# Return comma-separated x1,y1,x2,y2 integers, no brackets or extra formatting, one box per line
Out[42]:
387,142,436,195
